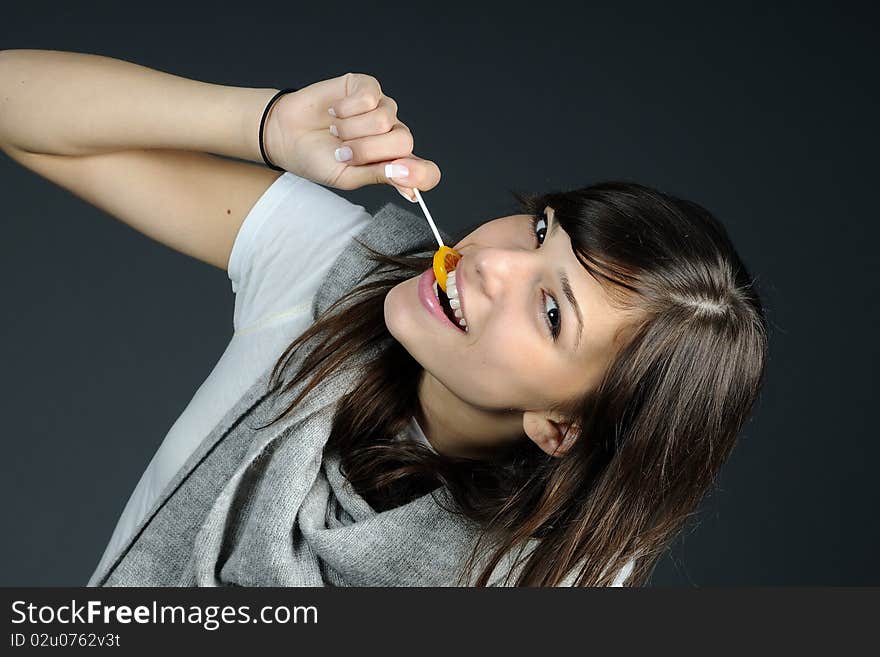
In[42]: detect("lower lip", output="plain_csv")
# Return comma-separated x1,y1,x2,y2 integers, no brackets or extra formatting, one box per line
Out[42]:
418,268,464,332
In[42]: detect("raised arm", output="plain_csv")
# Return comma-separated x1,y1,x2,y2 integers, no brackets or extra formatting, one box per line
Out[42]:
0,48,286,271
0,48,276,160
0,50,439,270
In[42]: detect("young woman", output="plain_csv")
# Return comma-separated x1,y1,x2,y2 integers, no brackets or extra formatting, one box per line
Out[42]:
0,50,768,587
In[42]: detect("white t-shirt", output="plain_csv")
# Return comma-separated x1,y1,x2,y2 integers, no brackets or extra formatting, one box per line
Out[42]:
88,172,434,585
86,172,631,587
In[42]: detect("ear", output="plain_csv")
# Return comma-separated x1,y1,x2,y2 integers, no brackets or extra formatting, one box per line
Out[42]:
522,411,581,458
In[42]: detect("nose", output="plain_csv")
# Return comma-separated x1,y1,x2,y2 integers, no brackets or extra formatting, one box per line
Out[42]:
466,244,537,301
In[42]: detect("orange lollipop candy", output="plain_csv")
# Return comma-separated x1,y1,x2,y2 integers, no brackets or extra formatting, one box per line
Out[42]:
432,246,461,293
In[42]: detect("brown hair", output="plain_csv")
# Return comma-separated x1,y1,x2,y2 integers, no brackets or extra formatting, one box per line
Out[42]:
255,181,769,586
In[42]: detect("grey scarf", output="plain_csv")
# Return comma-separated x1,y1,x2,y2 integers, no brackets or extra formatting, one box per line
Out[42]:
89,200,522,587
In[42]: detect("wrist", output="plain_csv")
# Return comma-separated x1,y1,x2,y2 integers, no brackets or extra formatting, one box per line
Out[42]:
258,87,301,171
223,86,279,164
176,82,280,163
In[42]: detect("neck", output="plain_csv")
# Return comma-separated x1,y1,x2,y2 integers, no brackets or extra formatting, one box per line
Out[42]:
415,370,525,460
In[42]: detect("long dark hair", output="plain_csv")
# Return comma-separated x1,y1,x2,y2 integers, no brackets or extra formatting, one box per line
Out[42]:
255,181,769,586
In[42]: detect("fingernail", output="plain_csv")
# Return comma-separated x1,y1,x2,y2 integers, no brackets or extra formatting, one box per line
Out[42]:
397,188,416,202
334,146,352,162
329,124,338,137
328,107,337,117
385,163,409,179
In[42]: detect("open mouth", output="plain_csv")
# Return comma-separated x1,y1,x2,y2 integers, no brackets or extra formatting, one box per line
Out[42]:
433,281,467,332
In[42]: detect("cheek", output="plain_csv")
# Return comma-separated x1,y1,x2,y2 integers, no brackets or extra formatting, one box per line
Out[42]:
457,324,544,404
476,325,530,371
383,278,550,408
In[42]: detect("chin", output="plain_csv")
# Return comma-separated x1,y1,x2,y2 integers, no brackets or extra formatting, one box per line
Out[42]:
382,287,401,337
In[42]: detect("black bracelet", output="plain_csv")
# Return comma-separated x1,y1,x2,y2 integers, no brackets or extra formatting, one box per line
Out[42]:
259,87,300,172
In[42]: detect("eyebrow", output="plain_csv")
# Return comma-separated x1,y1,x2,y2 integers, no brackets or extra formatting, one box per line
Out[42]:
549,213,584,352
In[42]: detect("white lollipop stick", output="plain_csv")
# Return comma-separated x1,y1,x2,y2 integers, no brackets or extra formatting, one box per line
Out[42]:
412,188,444,248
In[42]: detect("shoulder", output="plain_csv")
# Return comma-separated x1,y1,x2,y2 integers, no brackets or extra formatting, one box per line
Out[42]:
228,172,373,333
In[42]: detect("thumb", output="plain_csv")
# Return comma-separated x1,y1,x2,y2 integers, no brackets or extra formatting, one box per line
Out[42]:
370,155,443,202
333,155,440,201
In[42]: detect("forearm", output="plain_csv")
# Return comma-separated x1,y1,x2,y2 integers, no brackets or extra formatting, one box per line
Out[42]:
0,49,278,161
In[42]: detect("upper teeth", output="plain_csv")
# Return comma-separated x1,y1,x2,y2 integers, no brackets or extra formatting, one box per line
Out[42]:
433,271,468,331
446,271,468,330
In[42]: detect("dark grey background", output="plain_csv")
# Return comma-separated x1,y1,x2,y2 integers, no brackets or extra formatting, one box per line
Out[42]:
2,1,877,586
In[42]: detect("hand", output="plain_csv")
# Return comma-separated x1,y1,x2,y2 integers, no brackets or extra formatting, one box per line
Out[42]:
262,72,441,201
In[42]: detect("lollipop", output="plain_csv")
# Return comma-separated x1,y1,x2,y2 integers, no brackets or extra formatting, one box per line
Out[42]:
405,188,463,292
433,246,461,293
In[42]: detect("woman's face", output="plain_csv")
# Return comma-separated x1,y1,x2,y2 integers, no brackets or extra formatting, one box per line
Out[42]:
384,206,639,454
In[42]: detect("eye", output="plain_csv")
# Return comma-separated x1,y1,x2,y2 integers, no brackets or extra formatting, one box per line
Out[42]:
528,211,562,342
530,211,549,245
